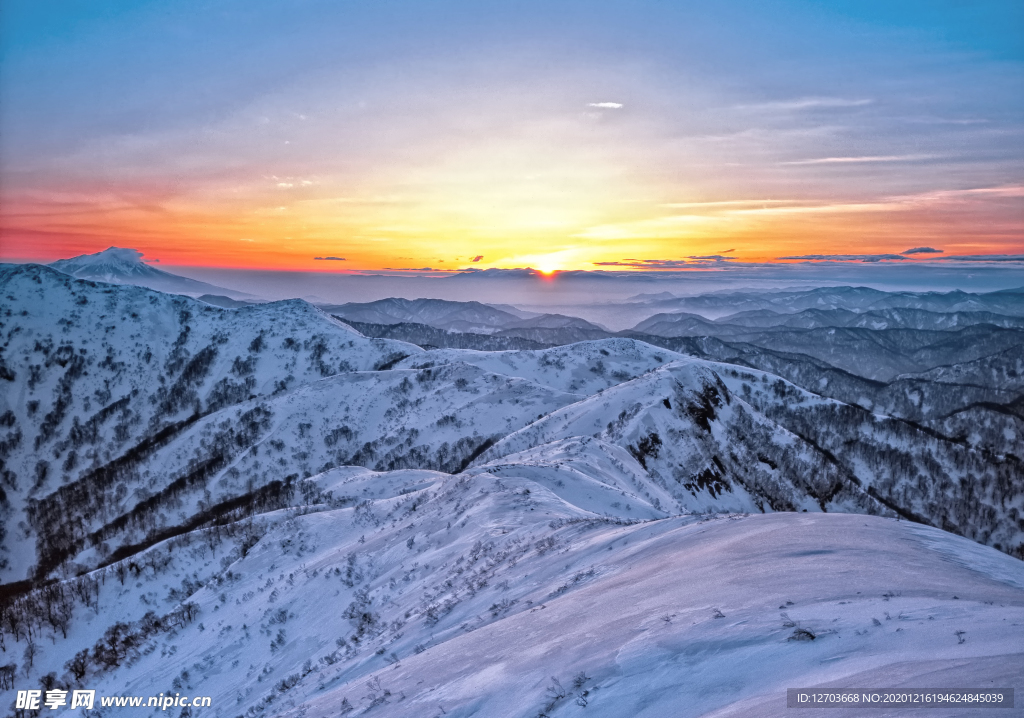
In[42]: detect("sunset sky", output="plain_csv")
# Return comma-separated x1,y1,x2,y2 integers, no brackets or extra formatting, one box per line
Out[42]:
1,0,1022,273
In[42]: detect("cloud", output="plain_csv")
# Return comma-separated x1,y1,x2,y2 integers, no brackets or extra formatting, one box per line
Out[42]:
592,257,738,269
901,247,943,255
587,102,623,109
729,201,894,216
471,255,484,262
453,268,542,278
909,185,1024,201
383,267,434,271
660,200,797,209
593,259,694,268
719,248,735,253
783,154,935,165
777,254,907,262
738,97,873,110
314,256,346,261
932,254,1024,262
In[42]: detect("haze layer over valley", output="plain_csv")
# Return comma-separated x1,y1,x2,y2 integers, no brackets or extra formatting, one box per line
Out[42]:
0,253,1021,717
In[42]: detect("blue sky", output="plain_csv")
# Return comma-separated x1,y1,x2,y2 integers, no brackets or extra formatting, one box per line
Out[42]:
1,0,1021,270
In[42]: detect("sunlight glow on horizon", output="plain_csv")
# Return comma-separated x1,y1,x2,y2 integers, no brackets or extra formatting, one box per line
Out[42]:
1,1,1021,270
3,179,1020,271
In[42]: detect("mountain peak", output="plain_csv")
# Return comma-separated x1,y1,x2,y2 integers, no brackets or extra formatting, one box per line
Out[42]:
50,246,164,280
47,246,254,298
78,246,146,263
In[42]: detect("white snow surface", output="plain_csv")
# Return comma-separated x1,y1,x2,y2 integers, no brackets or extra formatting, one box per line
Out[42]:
0,265,420,579
3,268,1023,718
11,491,1023,718
396,339,685,396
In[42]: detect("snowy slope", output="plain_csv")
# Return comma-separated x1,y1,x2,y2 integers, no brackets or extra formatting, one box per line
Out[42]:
5,475,1022,718
396,339,687,396
472,359,866,516
26,360,582,580
468,437,674,521
902,345,1024,392
3,273,1023,718
0,265,420,580
403,344,1023,554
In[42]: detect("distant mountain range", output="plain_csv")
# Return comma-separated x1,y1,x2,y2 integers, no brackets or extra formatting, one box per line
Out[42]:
333,297,1024,384
318,298,527,334
626,284,1024,318
637,306,1024,334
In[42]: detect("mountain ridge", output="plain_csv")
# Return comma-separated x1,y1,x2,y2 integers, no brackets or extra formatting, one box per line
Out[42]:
1,262,1022,718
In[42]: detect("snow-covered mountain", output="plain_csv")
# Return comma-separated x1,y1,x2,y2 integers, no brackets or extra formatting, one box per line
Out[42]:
48,247,252,299
625,285,1024,318
637,307,1024,335
320,299,524,334
0,264,419,581
321,300,609,343
695,325,1024,382
352,314,1022,464
341,320,551,352
1,269,1022,717
198,295,263,309
494,314,611,345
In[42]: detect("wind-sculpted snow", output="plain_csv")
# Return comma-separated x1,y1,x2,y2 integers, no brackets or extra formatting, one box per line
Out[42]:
5,473,1022,718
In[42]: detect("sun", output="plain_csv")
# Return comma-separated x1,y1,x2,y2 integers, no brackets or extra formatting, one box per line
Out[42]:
505,250,574,275
534,257,563,275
